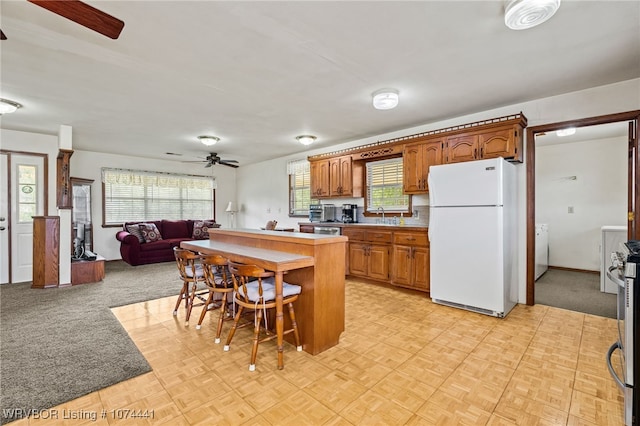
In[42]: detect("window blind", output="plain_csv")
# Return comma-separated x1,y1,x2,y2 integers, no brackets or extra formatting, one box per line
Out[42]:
102,168,215,224
287,159,311,216
366,158,409,212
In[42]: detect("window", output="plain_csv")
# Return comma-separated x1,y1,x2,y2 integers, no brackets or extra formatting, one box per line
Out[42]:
17,164,37,222
288,159,311,217
365,157,410,213
102,168,215,225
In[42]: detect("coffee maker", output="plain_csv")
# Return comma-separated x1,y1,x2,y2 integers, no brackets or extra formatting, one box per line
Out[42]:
341,204,358,223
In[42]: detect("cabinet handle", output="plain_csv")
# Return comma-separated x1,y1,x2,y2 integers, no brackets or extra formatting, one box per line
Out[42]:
406,237,416,241
474,148,477,158
480,147,484,158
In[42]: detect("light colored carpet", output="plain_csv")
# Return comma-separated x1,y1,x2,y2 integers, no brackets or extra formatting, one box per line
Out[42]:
0,261,182,425
535,268,616,319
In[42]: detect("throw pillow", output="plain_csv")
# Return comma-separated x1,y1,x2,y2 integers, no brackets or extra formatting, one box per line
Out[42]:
139,223,163,243
192,220,216,240
125,224,145,243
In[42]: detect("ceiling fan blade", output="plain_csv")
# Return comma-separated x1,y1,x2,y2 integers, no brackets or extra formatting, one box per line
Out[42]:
28,0,125,39
221,159,239,163
204,163,213,168
0,30,6,40
219,161,239,168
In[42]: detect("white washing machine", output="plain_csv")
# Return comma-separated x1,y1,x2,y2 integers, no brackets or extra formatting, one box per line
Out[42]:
535,224,549,280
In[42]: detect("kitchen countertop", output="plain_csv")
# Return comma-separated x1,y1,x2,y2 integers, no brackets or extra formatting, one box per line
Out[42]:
299,222,428,230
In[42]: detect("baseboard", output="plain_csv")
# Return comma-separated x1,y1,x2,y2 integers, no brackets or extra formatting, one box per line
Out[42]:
548,265,599,274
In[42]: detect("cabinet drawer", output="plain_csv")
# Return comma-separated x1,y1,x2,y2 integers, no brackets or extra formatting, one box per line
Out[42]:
393,232,428,246
365,230,393,244
343,228,366,241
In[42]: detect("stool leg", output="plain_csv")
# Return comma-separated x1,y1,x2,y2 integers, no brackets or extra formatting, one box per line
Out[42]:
173,281,187,315
214,293,228,344
249,308,263,371
185,282,197,325
224,306,244,351
287,302,303,351
196,290,214,330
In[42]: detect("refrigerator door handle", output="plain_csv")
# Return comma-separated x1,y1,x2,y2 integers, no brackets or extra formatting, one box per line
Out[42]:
428,173,434,241
606,341,625,391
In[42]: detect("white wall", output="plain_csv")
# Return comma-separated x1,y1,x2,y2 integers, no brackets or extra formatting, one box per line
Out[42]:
236,78,640,304
536,135,628,271
70,150,237,260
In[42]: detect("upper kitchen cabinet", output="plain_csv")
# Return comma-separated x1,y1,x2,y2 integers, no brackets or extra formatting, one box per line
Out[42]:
403,139,444,193
310,159,330,198
310,155,362,199
329,156,353,197
444,122,524,164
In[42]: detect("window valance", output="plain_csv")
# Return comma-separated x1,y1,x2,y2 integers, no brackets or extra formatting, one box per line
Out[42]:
101,168,216,190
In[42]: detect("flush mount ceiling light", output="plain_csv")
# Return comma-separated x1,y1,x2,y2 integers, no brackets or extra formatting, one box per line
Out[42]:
296,135,317,146
556,127,576,137
198,135,220,146
0,98,22,114
372,89,399,110
504,0,561,30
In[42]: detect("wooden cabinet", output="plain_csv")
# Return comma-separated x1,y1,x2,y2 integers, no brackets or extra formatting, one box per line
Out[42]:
391,231,429,292
444,125,522,164
32,216,59,288
299,224,315,233
343,227,391,281
310,160,330,198
329,156,353,196
403,139,444,193
71,256,105,285
310,155,361,199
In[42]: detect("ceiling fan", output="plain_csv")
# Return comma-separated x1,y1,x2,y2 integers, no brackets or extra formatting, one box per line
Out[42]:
1,0,125,41
186,153,239,169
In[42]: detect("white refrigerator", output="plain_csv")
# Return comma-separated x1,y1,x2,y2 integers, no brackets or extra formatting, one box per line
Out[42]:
428,157,518,317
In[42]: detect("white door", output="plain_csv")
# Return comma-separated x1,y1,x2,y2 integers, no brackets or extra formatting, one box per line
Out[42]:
0,154,8,284
10,154,46,283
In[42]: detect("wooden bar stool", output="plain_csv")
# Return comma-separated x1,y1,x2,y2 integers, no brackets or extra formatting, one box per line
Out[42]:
197,255,235,343
172,247,207,325
224,261,302,371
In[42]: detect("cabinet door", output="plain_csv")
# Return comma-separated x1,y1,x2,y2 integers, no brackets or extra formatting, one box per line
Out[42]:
446,134,478,163
392,245,412,286
310,160,330,198
412,246,430,291
348,244,368,277
479,128,514,159
368,244,389,281
403,143,424,193
338,156,352,196
422,141,444,191
329,156,353,197
299,224,315,233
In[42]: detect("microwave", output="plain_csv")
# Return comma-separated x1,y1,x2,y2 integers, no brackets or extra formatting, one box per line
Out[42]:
309,204,337,222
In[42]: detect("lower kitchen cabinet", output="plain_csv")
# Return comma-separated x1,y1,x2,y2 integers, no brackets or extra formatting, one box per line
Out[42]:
392,245,429,292
347,242,390,281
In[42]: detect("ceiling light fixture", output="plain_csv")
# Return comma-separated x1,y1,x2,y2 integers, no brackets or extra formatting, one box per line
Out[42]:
372,89,399,110
0,98,22,114
556,127,576,137
296,135,317,146
198,135,219,146
504,0,561,30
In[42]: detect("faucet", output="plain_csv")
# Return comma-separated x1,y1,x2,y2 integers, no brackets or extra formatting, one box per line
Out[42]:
377,206,385,224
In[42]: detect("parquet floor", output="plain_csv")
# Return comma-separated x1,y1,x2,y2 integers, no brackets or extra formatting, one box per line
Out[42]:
19,279,624,425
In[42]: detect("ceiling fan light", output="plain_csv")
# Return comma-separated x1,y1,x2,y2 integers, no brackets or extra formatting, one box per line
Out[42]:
296,135,317,146
0,98,22,114
372,89,399,110
505,0,561,30
198,135,219,146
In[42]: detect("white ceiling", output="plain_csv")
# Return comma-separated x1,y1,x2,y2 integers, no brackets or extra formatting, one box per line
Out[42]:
1,1,638,168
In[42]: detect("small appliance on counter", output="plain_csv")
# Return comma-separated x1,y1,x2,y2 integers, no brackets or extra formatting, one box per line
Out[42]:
309,204,337,222
341,204,358,223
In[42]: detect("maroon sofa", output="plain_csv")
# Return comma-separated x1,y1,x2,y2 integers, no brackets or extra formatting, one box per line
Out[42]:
115,219,219,266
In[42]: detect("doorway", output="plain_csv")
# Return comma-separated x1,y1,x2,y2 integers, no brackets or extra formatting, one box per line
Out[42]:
0,151,48,284
526,111,640,305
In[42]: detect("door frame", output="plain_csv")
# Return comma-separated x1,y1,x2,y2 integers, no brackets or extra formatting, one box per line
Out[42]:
525,110,640,305
0,149,49,284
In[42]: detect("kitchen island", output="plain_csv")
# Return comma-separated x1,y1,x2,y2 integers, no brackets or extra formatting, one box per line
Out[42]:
181,228,348,362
